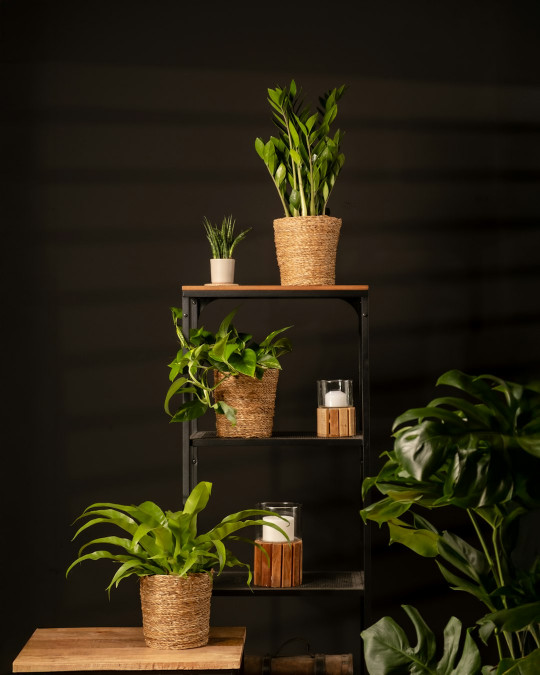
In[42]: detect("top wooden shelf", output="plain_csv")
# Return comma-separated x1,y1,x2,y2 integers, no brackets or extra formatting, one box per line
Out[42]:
183,285,368,291
181,285,369,299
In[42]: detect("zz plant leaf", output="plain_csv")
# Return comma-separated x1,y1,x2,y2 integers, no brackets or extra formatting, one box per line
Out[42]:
255,79,347,217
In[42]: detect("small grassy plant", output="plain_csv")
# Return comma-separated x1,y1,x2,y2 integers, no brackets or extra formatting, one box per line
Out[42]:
203,215,251,259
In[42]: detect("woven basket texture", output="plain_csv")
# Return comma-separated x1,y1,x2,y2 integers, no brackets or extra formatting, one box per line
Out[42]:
140,573,212,649
273,216,342,285
214,369,279,438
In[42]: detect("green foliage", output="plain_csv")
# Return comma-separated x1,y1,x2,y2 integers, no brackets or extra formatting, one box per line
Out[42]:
361,370,540,669
255,79,346,217
66,481,288,592
165,307,292,425
203,215,251,259
481,650,540,674
361,605,482,674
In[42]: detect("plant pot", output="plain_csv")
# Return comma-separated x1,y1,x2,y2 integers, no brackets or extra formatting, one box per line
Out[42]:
140,573,213,649
210,258,235,284
273,215,342,286
214,369,279,438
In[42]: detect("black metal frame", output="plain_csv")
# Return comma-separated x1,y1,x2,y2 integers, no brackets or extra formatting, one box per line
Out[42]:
179,285,371,666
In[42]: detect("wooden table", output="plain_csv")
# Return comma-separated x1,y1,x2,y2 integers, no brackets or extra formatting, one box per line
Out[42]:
12,627,246,673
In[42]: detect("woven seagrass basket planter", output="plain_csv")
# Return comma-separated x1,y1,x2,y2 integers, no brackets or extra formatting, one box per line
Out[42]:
139,573,213,650
214,369,279,438
273,215,342,286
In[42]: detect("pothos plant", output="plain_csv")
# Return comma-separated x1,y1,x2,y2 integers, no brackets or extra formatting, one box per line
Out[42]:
66,481,288,592
255,79,346,218
164,307,292,425
360,370,540,674
203,215,251,259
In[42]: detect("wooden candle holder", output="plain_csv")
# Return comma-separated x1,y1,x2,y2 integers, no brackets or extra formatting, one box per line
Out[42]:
253,539,303,587
317,406,356,437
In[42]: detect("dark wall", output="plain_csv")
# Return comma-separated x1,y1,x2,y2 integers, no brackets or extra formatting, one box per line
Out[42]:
2,1,540,672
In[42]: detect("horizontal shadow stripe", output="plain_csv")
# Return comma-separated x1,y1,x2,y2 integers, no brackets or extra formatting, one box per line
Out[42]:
345,217,540,235
3,108,540,134
4,217,538,243
371,364,540,395
373,311,540,339
4,167,540,184
370,264,540,286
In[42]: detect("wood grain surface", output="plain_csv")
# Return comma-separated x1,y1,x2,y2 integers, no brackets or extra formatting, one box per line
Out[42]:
182,285,369,291
13,626,246,672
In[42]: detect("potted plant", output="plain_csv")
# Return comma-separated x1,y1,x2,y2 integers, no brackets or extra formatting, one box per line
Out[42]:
165,307,292,438
255,79,346,286
360,370,540,673
66,481,288,650
203,215,251,285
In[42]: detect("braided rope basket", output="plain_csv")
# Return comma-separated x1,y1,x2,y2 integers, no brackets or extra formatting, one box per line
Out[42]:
140,573,213,649
273,216,342,285
214,369,279,438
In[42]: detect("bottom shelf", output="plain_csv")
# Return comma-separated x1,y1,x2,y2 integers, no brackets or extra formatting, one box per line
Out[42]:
213,570,364,596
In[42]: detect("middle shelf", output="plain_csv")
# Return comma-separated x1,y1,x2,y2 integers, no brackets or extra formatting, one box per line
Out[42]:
191,431,364,447
213,570,365,596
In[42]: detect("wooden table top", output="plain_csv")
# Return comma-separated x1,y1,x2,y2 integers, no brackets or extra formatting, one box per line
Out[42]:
12,626,246,672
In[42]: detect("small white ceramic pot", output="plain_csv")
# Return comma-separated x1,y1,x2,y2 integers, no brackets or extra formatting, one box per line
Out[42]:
210,258,235,284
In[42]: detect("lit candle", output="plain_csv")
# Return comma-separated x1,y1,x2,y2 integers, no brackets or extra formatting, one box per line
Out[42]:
324,390,348,407
262,515,294,542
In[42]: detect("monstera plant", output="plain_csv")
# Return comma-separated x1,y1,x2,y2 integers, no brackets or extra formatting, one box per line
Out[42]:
362,605,482,675
361,370,540,674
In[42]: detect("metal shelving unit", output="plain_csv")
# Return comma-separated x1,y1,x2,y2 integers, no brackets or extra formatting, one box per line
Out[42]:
179,284,371,666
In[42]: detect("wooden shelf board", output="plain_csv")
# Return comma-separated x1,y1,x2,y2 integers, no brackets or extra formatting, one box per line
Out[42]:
181,285,369,300
191,431,364,447
182,285,369,291
13,626,246,673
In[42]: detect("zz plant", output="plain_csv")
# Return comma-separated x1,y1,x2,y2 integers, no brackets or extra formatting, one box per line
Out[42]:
255,79,346,217
165,307,292,425
203,215,251,259
66,481,287,591
360,370,540,674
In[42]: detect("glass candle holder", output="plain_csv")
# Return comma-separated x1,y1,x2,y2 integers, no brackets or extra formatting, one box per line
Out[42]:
317,379,356,437
257,501,302,542
254,502,303,588
317,379,353,407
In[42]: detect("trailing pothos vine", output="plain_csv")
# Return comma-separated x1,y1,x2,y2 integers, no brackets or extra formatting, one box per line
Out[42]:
361,370,540,674
165,307,292,425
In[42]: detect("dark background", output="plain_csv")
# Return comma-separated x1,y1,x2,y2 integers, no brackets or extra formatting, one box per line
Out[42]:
2,1,540,673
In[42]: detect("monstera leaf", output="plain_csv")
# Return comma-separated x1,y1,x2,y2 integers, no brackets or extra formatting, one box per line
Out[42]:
361,605,481,674
481,650,540,674
363,371,540,515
